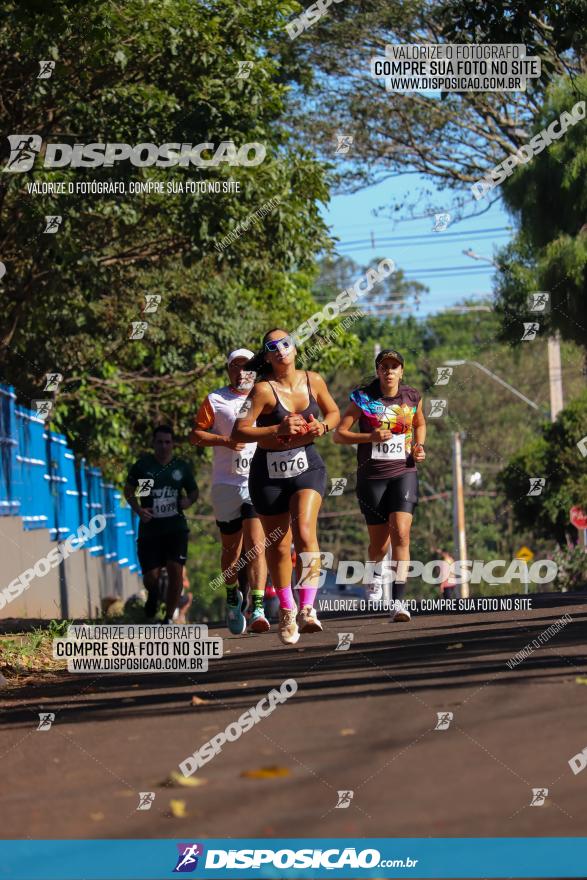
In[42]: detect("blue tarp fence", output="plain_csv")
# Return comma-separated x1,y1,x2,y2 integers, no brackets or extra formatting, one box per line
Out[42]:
0,384,139,574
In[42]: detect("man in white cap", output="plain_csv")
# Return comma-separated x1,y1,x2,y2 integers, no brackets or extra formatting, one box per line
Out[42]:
190,349,269,634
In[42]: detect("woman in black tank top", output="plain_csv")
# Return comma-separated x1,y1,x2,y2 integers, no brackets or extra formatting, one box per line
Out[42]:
232,328,340,646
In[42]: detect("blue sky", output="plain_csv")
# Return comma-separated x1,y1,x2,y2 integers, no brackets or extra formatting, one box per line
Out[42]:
321,173,514,317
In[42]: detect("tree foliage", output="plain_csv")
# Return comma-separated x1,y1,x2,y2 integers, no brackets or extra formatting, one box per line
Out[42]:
498,388,587,545
275,0,585,214
0,0,333,478
494,74,587,350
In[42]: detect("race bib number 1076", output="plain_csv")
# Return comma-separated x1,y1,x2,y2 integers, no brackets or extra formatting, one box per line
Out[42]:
267,447,309,479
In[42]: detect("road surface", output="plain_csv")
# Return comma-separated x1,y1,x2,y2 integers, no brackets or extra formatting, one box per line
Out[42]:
1,592,586,844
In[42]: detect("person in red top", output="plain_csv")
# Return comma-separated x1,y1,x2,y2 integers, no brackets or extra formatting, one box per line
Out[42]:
334,349,426,623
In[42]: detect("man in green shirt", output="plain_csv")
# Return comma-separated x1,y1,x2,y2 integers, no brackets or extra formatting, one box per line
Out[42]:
124,425,199,624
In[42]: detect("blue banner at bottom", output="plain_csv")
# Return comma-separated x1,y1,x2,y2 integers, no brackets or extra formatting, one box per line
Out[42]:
0,838,586,879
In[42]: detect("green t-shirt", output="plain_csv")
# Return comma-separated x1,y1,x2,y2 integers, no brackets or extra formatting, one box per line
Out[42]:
126,454,198,536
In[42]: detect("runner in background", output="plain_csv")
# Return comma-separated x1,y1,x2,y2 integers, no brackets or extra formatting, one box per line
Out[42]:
437,548,457,600
334,349,426,623
232,329,340,645
189,349,270,635
124,425,198,625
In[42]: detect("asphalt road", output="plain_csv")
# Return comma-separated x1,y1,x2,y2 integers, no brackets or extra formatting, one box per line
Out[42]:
2,593,587,845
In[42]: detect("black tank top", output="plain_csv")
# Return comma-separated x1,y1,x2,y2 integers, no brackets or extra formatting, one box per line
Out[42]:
257,371,321,427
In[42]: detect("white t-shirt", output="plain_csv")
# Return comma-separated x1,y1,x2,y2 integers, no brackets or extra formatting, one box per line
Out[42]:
193,386,256,487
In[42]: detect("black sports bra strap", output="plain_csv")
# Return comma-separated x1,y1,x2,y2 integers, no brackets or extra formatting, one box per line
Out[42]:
267,381,280,406
305,371,312,398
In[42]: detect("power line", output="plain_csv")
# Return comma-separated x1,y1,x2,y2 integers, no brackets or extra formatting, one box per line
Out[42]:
335,226,510,247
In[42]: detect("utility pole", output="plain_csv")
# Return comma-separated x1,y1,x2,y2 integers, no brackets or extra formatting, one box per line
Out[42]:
548,332,564,421
451,432,469,599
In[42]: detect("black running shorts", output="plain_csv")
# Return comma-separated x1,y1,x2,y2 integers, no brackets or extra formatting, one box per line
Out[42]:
356,471,419,524
249,444,327,516
137,530,188,573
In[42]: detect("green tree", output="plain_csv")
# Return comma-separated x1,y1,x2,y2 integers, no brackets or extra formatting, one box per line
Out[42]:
276,0,584,213
498,389,587,545
0,0,332,478
494,75,587,350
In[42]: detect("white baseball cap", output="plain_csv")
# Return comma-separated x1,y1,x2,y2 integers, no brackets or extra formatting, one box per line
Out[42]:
227,348,255,366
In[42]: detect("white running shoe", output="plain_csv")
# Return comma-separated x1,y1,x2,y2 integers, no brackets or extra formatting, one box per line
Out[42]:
297,605,323,634
391,601,411,623
365,570,384,602
278,608,300,645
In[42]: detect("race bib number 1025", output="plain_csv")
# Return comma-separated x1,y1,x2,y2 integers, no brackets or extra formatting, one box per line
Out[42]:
371,435,405,460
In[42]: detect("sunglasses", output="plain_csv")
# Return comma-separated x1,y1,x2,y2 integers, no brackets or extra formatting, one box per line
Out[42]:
264,335,294,353
379,362,401,371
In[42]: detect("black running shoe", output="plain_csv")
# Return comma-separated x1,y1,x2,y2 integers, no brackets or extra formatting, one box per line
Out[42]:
144,590,158,619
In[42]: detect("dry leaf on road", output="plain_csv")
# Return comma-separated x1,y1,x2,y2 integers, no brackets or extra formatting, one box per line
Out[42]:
241,766,291,779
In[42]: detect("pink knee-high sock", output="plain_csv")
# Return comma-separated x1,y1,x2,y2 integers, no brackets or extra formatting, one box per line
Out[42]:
298,585,318,608
276,586,296,610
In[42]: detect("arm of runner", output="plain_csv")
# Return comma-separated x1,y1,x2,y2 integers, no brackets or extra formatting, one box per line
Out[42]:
305,372,340,437
230,383,306,442
412,399,427,461
188,396,242,449
179,488,199,510
333,402,389,444
179,466,199,510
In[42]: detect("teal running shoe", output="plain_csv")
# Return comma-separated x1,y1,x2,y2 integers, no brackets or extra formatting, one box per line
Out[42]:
226,590,247,635
248,607,271,633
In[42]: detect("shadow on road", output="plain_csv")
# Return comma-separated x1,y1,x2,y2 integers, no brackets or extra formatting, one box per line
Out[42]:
2,594,586,730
